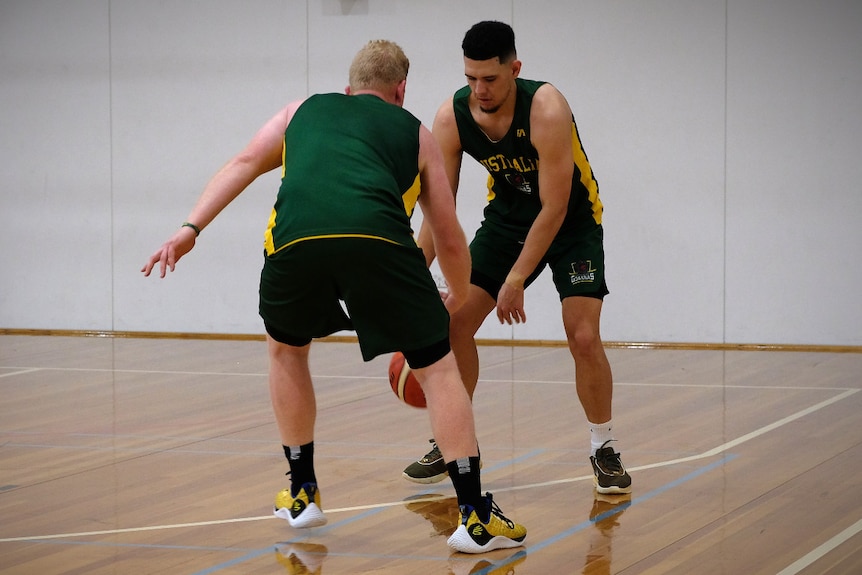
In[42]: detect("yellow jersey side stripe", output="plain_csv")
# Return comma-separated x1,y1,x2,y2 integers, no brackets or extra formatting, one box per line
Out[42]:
571,123,602,225
267,233,402,256
402,173,421,217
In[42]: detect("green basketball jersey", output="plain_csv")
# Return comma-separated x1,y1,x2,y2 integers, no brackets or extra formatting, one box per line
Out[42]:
264,93,422,255
452,78,603,234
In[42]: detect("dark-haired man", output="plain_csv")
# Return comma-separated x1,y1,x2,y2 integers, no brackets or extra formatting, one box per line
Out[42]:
405,21,632,496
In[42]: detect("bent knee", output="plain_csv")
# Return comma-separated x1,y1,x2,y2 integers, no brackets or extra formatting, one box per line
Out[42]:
566,326,603,356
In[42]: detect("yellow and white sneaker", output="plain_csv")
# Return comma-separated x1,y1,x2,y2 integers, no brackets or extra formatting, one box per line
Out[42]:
447,493,526,554
274,483,327,528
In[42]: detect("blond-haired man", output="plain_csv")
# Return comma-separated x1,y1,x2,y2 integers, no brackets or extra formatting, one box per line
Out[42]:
143,40,526,554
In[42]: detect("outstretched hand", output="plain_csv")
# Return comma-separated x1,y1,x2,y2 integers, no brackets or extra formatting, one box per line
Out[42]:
496,281,526,325
141,227,198,278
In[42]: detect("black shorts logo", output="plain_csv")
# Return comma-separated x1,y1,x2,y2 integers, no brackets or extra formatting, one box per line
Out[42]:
569,260,596,285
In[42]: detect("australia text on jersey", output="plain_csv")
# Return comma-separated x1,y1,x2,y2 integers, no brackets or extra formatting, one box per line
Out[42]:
479,154,538,174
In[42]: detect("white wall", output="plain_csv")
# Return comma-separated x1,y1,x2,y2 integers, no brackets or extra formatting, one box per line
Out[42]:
724,1,862,345
1,0,860,346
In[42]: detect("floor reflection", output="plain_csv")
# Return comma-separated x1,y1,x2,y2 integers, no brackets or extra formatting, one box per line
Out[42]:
275,541,328,574
583,493,631,575
404,494,529,573
448,548,527,575
404,493,460,537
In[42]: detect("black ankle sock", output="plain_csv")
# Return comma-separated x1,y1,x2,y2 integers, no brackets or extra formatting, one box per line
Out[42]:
447,456,483,513
283,441,316,494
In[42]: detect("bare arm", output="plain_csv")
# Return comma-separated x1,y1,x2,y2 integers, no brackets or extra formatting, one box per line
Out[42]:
142,102,301,278
416,122,470,312
496,84,574,324
416,97,463,267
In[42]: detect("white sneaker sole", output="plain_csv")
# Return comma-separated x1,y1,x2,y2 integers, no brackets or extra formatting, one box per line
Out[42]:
401,469,448,484
593,475,633,494
274,502,328,528
446,524,525,554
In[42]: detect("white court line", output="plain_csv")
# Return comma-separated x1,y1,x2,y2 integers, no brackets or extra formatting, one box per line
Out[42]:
0,499,415,543
2,366,857,392
776,517,862,575
631,387,859,470
0,516,271,542
499,388,860,492
0,368,41,379
1,387,857,544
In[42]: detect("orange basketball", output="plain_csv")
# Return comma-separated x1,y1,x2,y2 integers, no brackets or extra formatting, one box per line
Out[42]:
388,351,426,408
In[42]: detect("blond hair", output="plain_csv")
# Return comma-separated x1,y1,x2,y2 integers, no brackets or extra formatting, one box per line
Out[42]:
348,40,409,92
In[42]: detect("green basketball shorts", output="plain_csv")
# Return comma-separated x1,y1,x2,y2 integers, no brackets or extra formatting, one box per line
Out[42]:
469,222,609,301
259,237,449,362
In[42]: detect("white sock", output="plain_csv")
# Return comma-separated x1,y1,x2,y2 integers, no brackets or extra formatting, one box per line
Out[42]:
589,420,614,456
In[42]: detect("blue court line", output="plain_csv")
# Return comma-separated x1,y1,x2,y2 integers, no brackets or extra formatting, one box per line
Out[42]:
254,452,735,575
468,453,739,575
188,448,547,575
188,547,275,574
188,502,420,575
483,448,547,474
4,450,733,573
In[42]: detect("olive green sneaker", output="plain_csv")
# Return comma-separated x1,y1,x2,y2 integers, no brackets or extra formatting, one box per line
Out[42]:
403,439,448,484
590,441,632,494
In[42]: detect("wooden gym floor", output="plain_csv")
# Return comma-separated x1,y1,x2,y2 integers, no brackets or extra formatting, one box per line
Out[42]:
0,334,860,574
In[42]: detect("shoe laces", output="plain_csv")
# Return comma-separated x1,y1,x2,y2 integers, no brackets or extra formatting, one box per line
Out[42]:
484,492,515,528
420,439,441,463
596,441,624,473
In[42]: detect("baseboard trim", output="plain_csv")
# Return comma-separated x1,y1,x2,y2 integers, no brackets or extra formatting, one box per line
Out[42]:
2,328,860,354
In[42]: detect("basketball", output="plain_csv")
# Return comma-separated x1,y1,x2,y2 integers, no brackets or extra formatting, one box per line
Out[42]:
388,351,426,408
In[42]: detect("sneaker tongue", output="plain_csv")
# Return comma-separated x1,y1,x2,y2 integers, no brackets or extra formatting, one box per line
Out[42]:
479,499,492,523
600,449,622,467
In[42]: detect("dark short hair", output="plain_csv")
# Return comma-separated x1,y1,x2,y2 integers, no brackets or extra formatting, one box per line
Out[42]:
462,21,516,62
